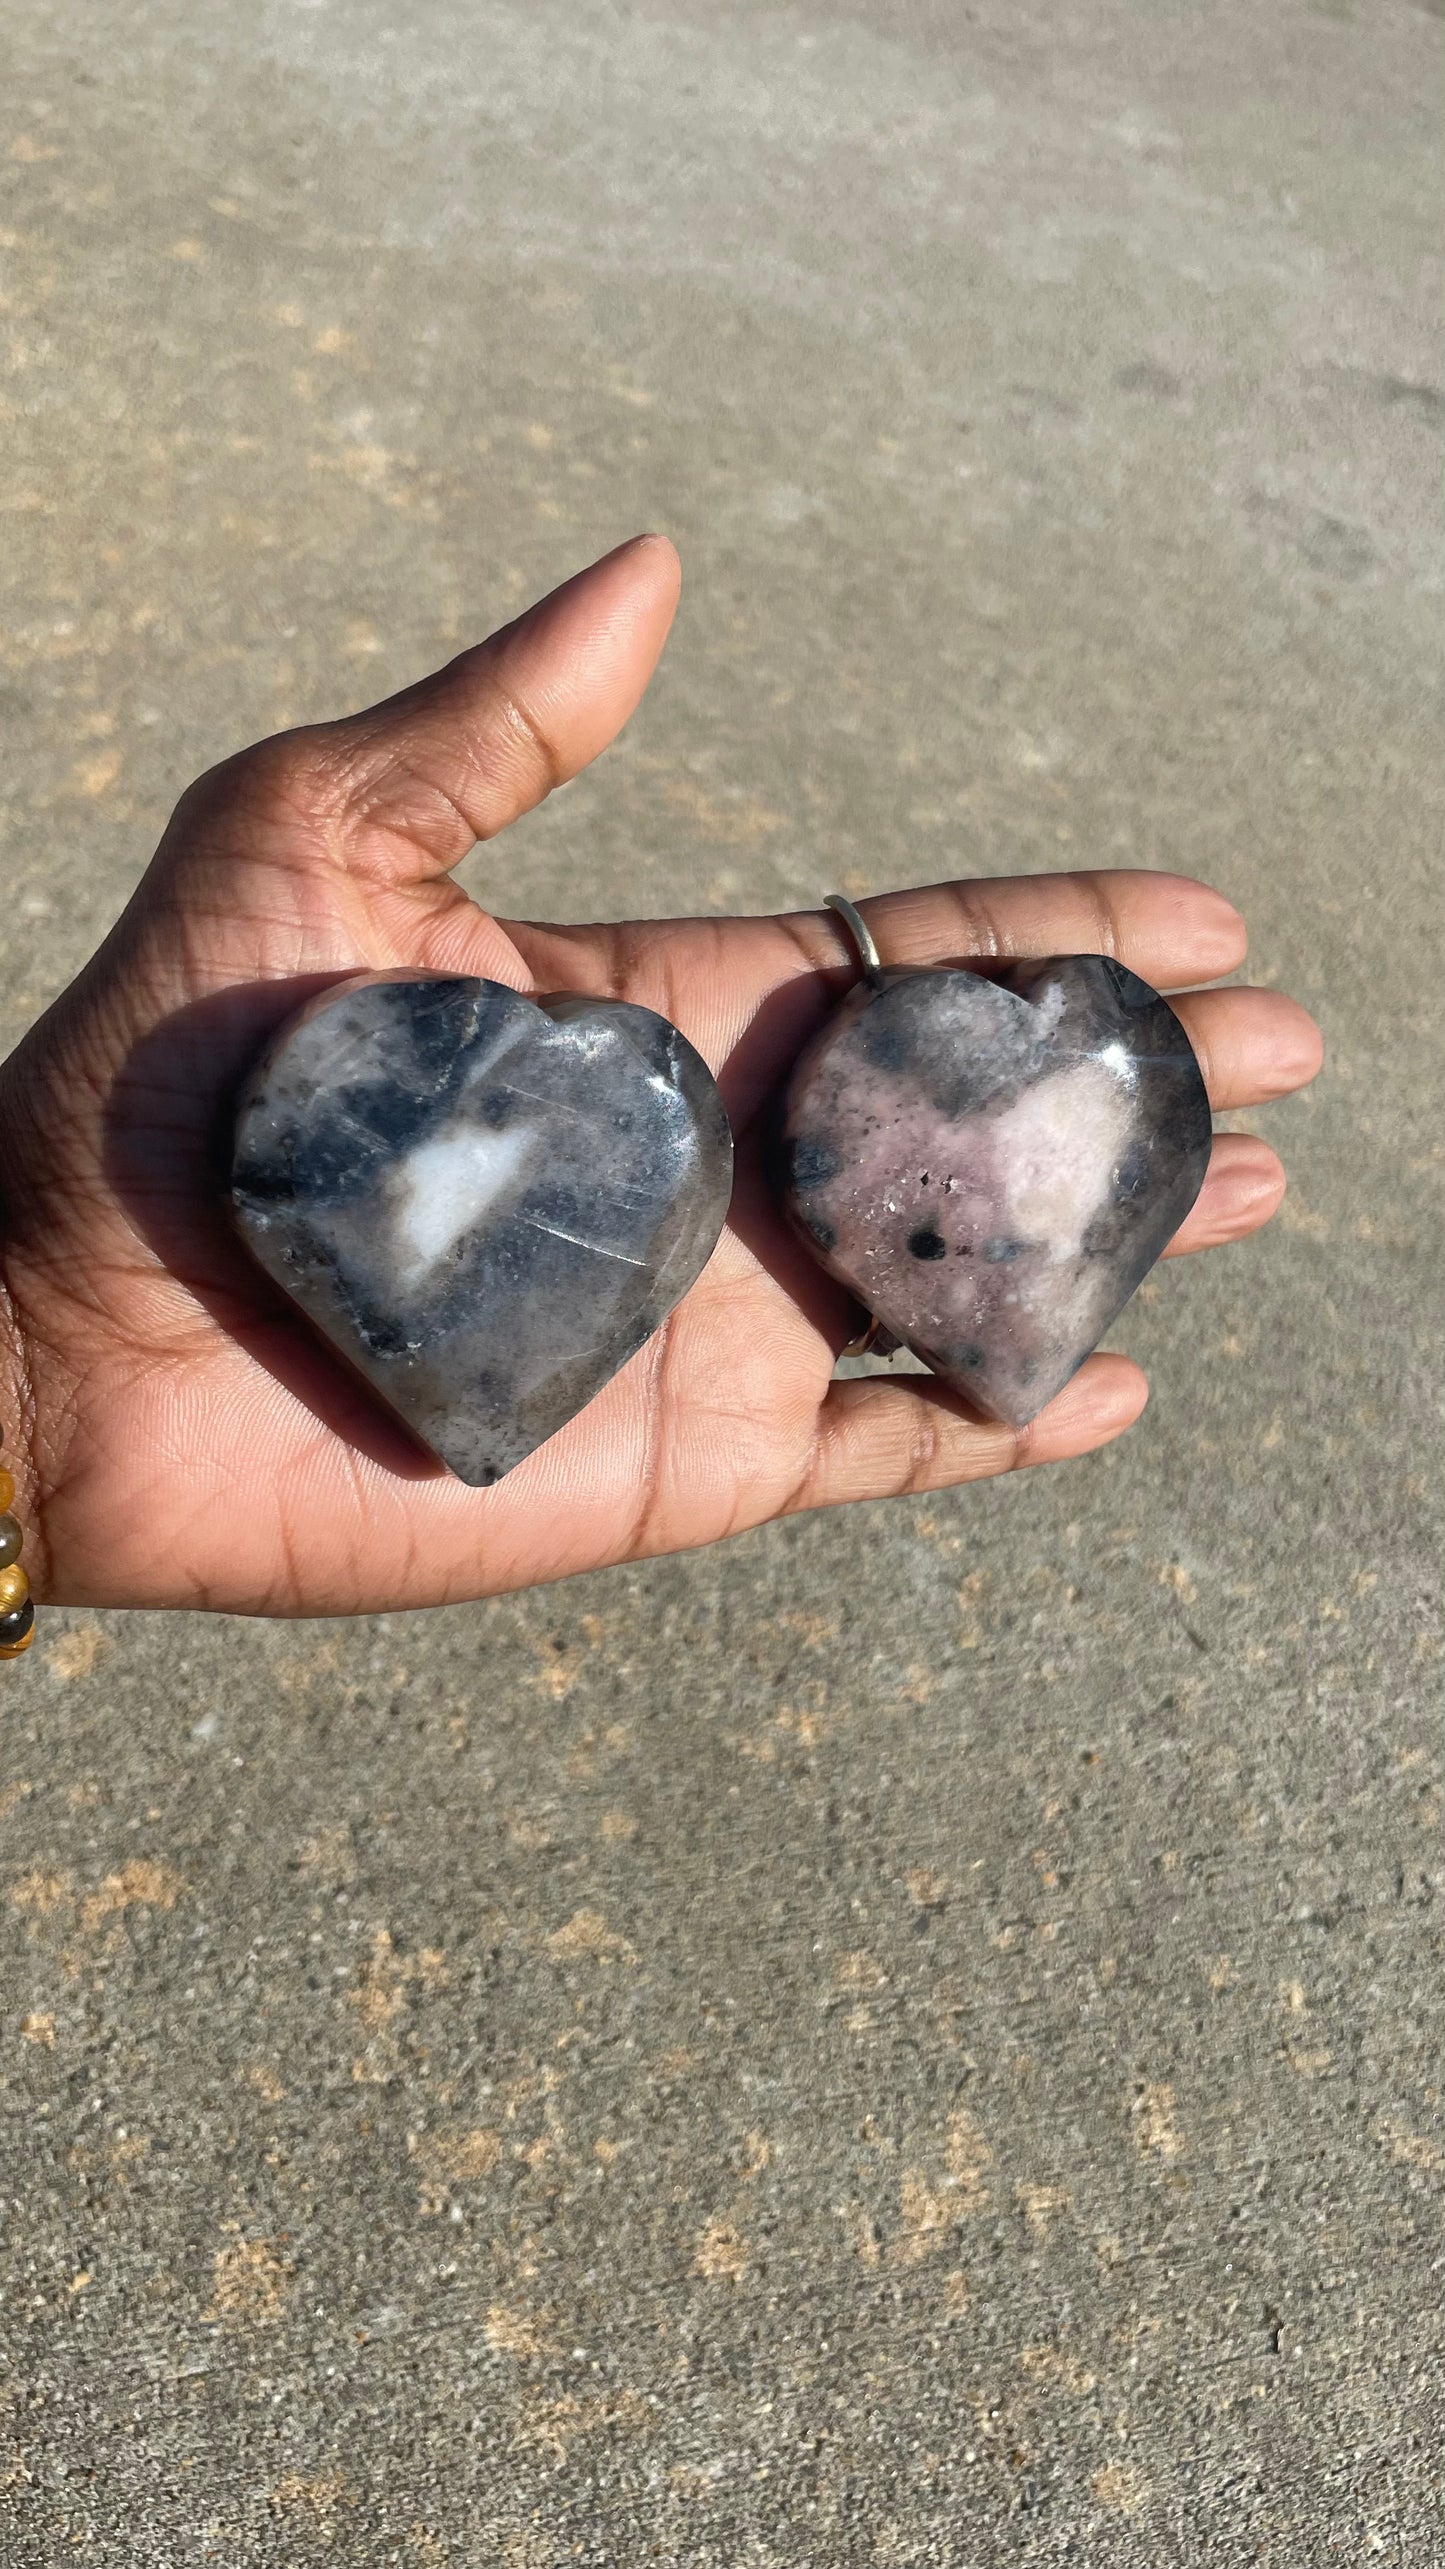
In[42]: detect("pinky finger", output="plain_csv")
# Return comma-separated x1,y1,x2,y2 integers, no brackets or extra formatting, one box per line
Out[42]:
783,1354,1149,1518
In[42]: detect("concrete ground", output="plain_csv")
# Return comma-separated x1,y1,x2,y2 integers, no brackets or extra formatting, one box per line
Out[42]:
1,0,1442,2557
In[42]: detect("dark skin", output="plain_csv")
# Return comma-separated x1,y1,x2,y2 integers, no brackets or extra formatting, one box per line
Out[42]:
0,537,1322,1615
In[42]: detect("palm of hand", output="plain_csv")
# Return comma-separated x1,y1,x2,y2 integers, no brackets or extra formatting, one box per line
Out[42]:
0,540,1319,1613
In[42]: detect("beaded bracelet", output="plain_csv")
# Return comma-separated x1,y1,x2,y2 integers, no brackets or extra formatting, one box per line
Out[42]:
0,1426,34,1658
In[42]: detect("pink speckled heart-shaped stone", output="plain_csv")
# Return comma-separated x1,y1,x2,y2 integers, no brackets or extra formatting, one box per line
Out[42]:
781,954,1210,1426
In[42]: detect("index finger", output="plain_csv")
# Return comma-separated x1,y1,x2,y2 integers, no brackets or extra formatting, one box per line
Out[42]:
801,869,1247,990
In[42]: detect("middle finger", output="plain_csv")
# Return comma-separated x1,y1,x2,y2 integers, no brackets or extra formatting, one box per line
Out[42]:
1166,985,1322,1111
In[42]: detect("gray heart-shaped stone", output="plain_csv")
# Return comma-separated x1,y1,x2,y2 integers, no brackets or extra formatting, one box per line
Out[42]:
781,954,1211,1425
231,972,732,1484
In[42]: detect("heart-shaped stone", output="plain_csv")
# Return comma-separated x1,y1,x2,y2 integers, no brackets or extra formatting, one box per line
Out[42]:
231,971,732,1484
781,954,1211,1425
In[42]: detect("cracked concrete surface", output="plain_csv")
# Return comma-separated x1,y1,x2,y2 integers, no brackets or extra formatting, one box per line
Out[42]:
0,0,1442,2558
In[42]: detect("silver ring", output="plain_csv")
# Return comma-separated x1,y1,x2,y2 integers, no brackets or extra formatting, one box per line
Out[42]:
823,891,885,989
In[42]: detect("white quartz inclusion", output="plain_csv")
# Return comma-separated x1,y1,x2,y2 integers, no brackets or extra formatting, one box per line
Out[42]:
390,1120,536,1288
985,1064,1134,1273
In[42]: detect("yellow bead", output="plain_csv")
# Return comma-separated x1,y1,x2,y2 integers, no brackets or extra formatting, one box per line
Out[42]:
0,1564,28,1616
0,1470,13,1515
0,1625,34,1658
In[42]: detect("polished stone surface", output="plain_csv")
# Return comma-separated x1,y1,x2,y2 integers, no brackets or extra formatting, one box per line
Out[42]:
783,956,1212,1424
231,972,731,1482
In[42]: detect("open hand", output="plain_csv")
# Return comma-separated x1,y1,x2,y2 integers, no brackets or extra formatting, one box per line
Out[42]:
0,538,1322,1613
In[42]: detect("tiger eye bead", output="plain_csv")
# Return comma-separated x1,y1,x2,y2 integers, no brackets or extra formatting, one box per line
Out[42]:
0,1597,34,1654
0,1470,14,1517
0,1515,20,1570
0,1564,28,1616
